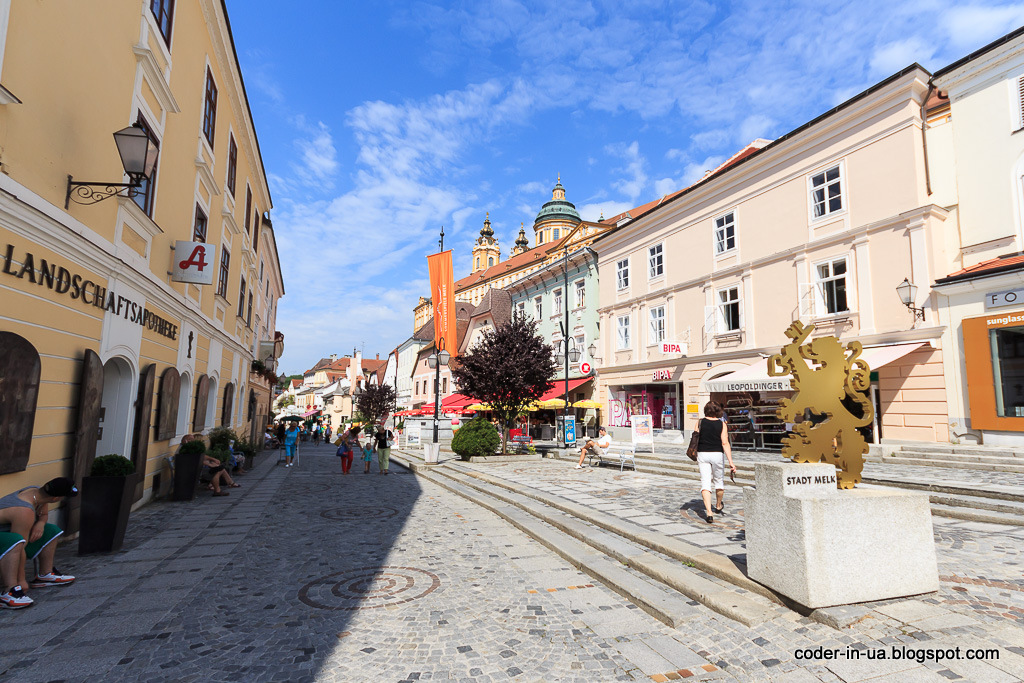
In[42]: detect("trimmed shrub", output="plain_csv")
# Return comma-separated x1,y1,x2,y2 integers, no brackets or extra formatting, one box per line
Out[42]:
208,427,239,452
90,454,135,477
208,448,231,464
178,439,207,456
450,417,500,460
234,437,257,459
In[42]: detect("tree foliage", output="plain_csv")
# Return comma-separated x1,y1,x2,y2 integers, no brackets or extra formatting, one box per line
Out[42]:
450,314,555,453
355,383,397,426
450,417,500,460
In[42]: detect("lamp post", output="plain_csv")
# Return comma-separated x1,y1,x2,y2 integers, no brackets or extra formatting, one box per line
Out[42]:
65,124,159,208
896,278,925,320
427,339,450,443
556,246,582,447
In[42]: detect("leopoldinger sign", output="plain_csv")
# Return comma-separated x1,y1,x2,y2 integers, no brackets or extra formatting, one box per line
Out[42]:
172,241,216,285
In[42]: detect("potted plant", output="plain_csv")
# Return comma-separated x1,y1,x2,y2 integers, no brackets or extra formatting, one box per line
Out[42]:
79,454,140,555
173,438,207,501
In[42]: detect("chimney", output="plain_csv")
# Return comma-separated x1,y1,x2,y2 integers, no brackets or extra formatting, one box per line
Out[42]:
376,353,379,360
330,354,337,361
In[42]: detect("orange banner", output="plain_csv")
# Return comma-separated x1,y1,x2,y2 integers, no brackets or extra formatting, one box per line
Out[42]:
427,250,458,358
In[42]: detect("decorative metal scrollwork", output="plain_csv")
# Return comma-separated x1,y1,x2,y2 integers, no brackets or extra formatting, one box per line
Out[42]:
64,174,141,209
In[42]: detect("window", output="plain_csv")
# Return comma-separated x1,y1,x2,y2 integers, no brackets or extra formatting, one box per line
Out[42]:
718,287,741,332
259,261,264,283
1016,75,1024,129
442,377,448,393
715,212,735,254
649,244,664,278
217,248,230,298
616,259,629,290
244,186,252,240
516,302,526,318
475,257,480,270
992,326,1024,416
237,276,246,317
253,207,260,247
815,257,849,314
538,232,544,245
132,114,159,217
415,381,419,395
247,291,253,326
226,135,237,196
553,228,560,240
574,280,585,309
193,204,208,242
616,315,631,350
202,68,218,147
150,0,174,47
488,257,494,267
553,288,562,314
810,165,843,218
534,296,542,320
649,305,666,343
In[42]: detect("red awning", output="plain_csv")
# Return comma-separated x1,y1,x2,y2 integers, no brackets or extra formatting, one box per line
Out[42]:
301,409,321,417
440,393,475,409
539,377,592,402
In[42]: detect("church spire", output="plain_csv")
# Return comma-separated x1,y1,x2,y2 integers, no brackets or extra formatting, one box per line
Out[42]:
511,222,529,256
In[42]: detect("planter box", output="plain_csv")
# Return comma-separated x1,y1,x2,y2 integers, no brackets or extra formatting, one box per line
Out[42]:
79,472,142,555
172,451,205,501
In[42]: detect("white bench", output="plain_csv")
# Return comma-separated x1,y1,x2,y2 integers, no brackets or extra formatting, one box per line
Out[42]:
586,441,637,471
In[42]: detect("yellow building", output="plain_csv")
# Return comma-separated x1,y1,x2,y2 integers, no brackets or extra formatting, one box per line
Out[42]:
0,1,284,519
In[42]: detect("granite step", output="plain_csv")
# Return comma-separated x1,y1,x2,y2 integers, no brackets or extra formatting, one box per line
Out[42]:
879,454,1024,474
928,504,1024,526
889,450,1024,466
926,492,1024,517
895,444,1024,458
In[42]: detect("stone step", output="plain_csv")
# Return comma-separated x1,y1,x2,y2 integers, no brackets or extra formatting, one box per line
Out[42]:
392,453,775,627
895,444,1024,458
890,450,1024,466
929,504,1024,526
926,492,1024,517
880,454,1024,474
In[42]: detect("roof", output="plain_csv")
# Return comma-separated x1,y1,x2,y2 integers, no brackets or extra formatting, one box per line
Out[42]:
470,288,512,324
361,359,387,374
453,243,549,291
290,379,302,389
935,252,1024,285
415,317,472,361
932,25,1024,80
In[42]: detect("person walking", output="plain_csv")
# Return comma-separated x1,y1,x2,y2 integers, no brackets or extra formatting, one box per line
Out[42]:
276,421,285,450
362,432,375,474
283,422,299,467
695,401,736,523
374,424,393,475
324,425,332,442
337,426,360,475
312,424,321,446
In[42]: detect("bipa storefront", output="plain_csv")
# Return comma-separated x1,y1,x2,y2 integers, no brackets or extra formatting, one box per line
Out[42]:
604,365,683,438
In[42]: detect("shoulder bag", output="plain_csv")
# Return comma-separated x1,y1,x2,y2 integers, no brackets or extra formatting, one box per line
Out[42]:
686,419,701,462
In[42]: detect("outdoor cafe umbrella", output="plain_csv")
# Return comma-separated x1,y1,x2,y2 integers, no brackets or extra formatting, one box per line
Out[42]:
281,415,303,422
572,399,603,409
466,403,492,411
537,398,567,409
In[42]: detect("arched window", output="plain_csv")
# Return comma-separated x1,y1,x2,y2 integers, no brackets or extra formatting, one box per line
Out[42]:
97,358,135,458
488,257,494,266
176,372,192,437
0,331,41,475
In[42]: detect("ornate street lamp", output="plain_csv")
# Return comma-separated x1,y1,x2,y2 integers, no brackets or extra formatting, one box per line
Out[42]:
896,278,925,320
429,340,450,443
65,124,159,208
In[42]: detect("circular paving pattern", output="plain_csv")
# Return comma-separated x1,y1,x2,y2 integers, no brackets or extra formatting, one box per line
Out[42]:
298,566,441,610
320,506,399,521
283,481,333,494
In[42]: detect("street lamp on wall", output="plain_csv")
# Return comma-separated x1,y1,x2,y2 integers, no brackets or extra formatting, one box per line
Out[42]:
896,278,925,320
65,124,158,208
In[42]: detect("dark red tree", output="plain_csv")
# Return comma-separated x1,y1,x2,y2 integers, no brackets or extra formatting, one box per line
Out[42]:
356,383,397,426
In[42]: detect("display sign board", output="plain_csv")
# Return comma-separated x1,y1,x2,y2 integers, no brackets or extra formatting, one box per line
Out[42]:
563,415,577,445
985,287,1024,310
652,368,672,381
659,341,687,355
172,241,216,284
631,414,654,446
406,425,421,446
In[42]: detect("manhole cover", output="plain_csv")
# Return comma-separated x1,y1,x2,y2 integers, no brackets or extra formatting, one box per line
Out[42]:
299,566,441,610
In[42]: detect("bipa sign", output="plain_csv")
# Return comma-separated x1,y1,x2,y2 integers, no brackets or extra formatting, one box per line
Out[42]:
652,368,672,381
172,241,216,285
660,341,686,355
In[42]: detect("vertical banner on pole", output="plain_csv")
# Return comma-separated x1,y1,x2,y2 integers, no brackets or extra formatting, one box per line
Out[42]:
427,250,458,357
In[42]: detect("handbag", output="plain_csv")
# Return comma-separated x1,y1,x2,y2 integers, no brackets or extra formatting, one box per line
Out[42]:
686,419,701,461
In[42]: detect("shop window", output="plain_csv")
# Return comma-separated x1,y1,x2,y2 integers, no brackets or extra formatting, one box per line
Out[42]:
650,305,666,343
616,315,631,350
718,286,741,332
991,326,1024,416
574,280,585,308
217,247,230,298
616,259,629,290
226,134,237,197
649,244,664,279
193,204,207,242
150,0,174,48
133,113,159,217
534,296,542,320
553,288,562,314
815,257,849,315
810,164,843,218
715,212,735,254
202,68,218,148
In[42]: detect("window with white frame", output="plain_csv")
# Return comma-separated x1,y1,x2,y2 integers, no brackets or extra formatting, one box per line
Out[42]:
616,258,629,290
810,165,843,218
715,212,736,254
516,301,526,318
648,244,664,278
717,286,741,332
553,228,560,240
815,257,849,315
574,280,585,309
616,315,631,350
649,305,666,344
534,296,542,320
553,288,562,314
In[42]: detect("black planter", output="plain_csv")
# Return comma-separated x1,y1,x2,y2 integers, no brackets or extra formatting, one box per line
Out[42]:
79,472,141,555
172,451,204,501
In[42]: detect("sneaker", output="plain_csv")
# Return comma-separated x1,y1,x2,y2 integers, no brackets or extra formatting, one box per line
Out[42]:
1,586,34,609
575,464,584,469
30,567,75,588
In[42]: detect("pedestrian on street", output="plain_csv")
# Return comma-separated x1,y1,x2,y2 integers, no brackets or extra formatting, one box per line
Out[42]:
324,425,332,442
313,424,321,446
362,432,375,474
283,423,299,467
337,426,360,475
374,424,393,475
695,401,736,524
276,421,285,449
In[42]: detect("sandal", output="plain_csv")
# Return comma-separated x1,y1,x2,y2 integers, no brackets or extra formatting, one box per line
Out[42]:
706,514,714,524
228,483,241,488
213,491,229,497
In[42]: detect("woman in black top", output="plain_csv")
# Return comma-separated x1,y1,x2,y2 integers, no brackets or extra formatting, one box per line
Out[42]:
695,401,737,523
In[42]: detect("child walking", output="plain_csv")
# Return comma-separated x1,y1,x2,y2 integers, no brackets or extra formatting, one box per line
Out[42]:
362,433,375,473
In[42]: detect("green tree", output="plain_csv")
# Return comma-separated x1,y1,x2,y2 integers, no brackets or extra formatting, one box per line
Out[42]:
450,314,555,453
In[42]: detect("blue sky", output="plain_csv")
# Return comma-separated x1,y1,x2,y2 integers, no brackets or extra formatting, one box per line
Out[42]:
227,0,1024,375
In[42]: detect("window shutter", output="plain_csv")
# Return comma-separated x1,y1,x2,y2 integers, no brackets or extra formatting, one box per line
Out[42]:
1018,76,1024,129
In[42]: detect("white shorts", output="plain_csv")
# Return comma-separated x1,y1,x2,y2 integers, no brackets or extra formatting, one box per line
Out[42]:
697,451,725,491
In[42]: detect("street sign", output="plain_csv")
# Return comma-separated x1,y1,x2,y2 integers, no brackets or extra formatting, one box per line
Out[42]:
172,241,216,284
579,361,592,375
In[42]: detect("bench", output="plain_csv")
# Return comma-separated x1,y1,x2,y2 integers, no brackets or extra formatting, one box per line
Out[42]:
586,441,637,471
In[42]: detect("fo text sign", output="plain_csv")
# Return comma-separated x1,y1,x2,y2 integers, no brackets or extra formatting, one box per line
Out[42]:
985,287,1024,310
172,241,216,285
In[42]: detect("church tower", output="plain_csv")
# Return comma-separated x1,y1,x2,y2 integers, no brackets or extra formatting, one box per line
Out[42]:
471,213,501,273
533,175,580,246
510,223,530,257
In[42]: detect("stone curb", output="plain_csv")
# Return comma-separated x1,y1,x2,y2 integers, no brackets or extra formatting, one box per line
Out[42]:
391,451,777,627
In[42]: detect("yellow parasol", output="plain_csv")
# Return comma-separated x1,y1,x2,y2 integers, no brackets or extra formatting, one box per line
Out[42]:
537,398,567,409
572,399,603,409
466,403,492,411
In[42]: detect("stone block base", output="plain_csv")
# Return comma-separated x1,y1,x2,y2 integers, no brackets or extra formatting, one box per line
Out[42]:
744,463,939,609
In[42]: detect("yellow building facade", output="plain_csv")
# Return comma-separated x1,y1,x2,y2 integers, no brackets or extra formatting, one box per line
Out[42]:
0,1,283,518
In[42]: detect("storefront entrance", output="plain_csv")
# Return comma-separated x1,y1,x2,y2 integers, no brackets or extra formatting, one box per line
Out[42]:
608,384,679,431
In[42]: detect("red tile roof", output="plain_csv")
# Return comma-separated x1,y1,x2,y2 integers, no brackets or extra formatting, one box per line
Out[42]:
936,252,1024,284
453,244,548,292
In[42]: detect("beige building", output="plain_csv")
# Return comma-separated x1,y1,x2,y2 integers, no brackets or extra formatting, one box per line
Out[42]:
594,66,951,446
0,1,283,515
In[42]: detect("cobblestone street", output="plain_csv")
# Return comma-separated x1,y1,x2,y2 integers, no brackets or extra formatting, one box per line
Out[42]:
4,443,1024,682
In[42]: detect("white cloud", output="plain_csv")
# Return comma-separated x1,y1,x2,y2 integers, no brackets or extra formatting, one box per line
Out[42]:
941,4,1024,49
653,177,681,196
578,200,633,222
605,141,648,201
870,37,936,75
681,156,726,185
294,122,338,185
737,115,777,145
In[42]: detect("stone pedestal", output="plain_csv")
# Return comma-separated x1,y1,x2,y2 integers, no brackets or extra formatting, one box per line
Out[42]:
423,443,440,464
744,463,939,609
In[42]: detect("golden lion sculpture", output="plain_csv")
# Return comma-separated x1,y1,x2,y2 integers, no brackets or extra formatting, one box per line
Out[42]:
767,321,873,489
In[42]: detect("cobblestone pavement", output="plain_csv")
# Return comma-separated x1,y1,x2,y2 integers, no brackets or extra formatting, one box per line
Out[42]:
4,444,1023,682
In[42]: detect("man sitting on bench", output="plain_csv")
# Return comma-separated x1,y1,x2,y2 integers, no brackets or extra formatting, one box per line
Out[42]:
577,426,610,469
